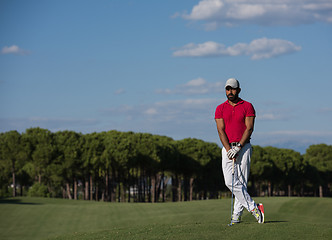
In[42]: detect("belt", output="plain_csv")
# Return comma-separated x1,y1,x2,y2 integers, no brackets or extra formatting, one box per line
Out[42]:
230,142,239,147
230,141,250,147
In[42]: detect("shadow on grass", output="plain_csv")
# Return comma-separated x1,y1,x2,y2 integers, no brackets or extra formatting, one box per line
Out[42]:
241,220,288,225
264,220,288,223
0,198,43,205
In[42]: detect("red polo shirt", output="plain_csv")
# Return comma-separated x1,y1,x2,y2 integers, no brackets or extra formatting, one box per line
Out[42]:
215,99,255,143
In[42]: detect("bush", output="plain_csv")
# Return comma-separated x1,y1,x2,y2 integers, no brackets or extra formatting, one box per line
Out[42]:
28,183,48,197
0,185,11,198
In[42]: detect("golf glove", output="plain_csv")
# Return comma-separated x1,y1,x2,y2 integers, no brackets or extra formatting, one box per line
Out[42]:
227,146,240,159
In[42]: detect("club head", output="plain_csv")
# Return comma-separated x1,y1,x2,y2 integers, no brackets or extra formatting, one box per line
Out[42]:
228,223,233,227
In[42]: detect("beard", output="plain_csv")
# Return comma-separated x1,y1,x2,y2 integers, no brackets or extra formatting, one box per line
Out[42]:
227,93,239,102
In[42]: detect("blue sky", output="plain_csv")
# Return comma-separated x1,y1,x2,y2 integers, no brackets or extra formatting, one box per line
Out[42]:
1,0,332,153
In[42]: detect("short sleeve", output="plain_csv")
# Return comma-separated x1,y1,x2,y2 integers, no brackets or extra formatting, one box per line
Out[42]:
246,103,256,117
215,104,223,119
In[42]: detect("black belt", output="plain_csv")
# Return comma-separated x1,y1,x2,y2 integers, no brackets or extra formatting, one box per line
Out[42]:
230,141,250,147
230,142,239,147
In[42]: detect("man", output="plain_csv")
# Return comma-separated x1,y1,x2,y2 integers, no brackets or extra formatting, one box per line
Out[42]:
215,78,264,224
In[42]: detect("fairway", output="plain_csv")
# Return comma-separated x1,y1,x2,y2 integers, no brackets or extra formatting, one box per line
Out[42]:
1,197,332,240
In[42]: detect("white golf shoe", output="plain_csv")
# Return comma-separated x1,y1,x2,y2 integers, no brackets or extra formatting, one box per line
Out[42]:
230,213,241,224
251,203,264,224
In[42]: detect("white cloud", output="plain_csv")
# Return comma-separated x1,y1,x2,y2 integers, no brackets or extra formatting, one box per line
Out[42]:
0,117,99,133
317,107,332,114
180,0,332,29
114,89,126,95
104,98,220,123
1,45,30,55
173,41,226,57
256,111,291,121
144,108,158,115
188,0,225,20
264,130,332,137
173,38,301,60
185,78,206,87
257,113,280,121
254,130,332,153
101,97,222,142
102,98,332,153
256,104,299,121
156,78,224,95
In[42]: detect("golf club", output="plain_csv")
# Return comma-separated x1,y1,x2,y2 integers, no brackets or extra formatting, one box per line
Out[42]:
228,159,235,226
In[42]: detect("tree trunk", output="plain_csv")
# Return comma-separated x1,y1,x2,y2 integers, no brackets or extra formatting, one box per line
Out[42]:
74,178,77,200
172,175,177,202
300,182,304,197
105,171,109,201
138,169,142,202
66,182,72,199
143,173,146,202
133,168,137,202
319,185,323,197
62,187,66,199
128,169,131,203
12,171,16,197
189,177,194,201
177,176,182,202
151,175,156,203
256,182,261,197
116,171,120,202
85,179,89,200
147,175,152,203
121,184,125,203
147,176,151,203
268,181,272,197
111,169,116,202
183,177,188,201
156,173,163,203
90,175,93,201
118,182,121,202
162,176,170,202
288,184,292,197
95,183,99,201
101,192,105,201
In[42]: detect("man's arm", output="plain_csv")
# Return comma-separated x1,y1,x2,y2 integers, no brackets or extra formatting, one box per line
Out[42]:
215,118,231,152
239,116,255,147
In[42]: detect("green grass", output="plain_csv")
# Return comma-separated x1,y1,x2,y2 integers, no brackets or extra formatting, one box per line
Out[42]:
1,197,332,240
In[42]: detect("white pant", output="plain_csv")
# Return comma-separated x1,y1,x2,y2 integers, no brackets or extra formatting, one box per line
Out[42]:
222,143,256,216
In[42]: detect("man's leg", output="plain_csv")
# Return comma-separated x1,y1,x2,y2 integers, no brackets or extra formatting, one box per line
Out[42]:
233,143,252,217
222,145,264,224
222,147,233,195
222,146,255,213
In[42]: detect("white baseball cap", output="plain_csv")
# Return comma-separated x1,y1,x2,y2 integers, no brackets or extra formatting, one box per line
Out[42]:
225,78,240,88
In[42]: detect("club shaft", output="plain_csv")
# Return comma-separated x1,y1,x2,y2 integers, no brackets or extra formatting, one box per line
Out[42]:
229,159,235,225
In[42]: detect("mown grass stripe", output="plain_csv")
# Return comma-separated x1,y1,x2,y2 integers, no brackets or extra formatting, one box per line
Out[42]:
0,197,331,240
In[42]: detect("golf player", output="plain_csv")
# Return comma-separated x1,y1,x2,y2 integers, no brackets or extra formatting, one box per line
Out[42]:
215,78,264,224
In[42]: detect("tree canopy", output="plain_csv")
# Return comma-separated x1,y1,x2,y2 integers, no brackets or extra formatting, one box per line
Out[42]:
0,128,331,200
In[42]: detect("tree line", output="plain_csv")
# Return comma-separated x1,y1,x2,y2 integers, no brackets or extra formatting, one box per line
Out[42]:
0,127,331,201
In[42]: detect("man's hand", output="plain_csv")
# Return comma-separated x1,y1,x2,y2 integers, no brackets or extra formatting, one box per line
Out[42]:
227,146,241,159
